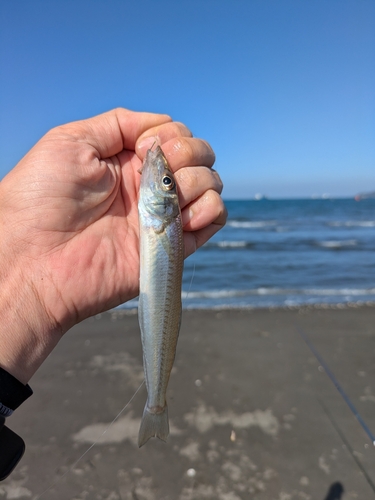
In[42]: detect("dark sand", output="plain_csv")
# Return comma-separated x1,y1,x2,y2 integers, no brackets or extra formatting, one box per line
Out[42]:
2,306,375,499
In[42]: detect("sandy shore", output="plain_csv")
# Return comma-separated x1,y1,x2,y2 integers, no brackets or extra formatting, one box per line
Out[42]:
2,306,375,499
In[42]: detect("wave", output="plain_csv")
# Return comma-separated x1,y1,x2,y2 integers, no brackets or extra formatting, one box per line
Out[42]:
205,240,253,249
204,239,364,251
217,240,248,248
181,287,375,299
227,220,277,228
182,289,245,299
228,219,375,230
316,239,357,249
116,288,375,311
117,286,375,305
328,220,375,228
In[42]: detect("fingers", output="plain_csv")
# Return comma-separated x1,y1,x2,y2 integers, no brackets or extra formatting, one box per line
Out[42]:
182,189,227,232
136,119,226,256
136,122,215,171
136,121,193,154
183,190,227,257
52,110,216,177
45,108,226,254
51,108,172,159
162,137,216,171
176,166,223,209
114,109,172,152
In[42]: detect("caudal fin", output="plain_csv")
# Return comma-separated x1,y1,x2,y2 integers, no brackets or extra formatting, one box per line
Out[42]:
138,404,169,447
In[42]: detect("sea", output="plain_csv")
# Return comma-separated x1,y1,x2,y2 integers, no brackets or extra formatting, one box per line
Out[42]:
120,198,375,310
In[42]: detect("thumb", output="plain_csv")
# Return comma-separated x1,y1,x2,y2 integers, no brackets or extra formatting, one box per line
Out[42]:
54,108,173,159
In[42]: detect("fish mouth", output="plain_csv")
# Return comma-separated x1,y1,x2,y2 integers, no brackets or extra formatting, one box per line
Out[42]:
147,146,171,171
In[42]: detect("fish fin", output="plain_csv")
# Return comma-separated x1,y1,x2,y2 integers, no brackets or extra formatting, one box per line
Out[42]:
138,404,169,447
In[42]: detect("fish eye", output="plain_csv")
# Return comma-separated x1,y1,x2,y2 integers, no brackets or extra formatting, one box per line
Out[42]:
162,175,174,190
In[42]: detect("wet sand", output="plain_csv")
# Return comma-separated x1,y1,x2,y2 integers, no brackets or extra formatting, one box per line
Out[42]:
2,306,375,499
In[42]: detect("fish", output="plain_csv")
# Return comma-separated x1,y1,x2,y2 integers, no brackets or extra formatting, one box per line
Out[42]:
137,145,184,447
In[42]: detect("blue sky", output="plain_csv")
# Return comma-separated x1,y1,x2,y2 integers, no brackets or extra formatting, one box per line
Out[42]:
1,0,374,198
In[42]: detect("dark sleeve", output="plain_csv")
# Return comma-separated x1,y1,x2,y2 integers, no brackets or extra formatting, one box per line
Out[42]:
0,368,33,481
0,417,26,481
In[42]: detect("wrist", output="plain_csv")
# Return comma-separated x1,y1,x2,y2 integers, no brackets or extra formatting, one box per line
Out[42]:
0,263,62,384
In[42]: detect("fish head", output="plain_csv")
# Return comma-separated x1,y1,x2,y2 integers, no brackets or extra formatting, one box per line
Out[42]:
139,146,180,220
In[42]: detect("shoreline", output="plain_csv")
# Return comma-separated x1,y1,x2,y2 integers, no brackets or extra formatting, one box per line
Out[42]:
111,300,375,317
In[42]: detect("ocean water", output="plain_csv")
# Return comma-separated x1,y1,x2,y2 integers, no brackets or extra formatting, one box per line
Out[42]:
121,198,375,310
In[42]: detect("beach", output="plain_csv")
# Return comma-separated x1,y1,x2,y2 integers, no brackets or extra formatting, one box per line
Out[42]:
2,305,375,499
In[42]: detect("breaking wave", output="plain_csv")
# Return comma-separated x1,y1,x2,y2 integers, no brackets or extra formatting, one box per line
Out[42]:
328,220,375,228
316,239,357,249
227,220,277,229
181,287,375,299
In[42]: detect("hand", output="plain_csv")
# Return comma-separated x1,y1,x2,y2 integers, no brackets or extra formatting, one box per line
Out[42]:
0,108,226,383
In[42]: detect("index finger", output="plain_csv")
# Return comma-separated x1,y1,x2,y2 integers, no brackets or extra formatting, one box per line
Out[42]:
135,122,216,171
162,137,216,172
136,121,193,156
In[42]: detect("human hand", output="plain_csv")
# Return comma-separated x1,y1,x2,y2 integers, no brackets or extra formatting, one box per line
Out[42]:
0,108,226,383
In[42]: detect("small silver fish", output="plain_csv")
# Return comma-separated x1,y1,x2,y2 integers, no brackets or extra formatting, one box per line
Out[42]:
137,146,184,447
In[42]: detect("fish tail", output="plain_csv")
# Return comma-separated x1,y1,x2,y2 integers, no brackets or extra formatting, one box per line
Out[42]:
138,403,169,447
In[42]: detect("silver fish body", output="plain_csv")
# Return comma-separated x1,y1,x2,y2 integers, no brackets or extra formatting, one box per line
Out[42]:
137,146,184,447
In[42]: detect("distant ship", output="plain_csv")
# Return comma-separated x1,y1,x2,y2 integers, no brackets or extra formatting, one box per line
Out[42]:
254,193,268,200
354,191,375,201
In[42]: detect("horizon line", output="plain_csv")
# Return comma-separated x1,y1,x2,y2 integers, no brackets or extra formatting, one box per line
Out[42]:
222,195,355,201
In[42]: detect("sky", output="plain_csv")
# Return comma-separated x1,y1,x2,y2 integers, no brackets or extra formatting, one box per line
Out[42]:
1,0,374,198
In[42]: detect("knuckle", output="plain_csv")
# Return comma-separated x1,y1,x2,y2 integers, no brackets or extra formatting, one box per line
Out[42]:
174,122,193,137
213,171,224,194
200,140,215,166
